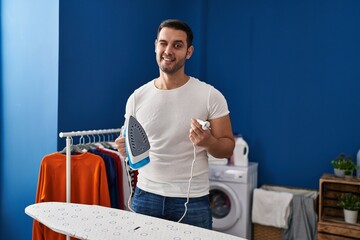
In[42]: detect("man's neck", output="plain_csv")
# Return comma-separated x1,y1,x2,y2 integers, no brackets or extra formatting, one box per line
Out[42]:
155,72,190,90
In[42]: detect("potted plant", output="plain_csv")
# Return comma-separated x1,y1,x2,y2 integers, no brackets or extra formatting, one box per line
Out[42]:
338,193,360,224
331,153,357,177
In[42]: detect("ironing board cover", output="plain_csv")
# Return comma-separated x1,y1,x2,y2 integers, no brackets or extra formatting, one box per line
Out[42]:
25,202,246,240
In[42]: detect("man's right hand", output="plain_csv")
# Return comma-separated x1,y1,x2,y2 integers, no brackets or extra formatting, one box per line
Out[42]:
115,127,126,158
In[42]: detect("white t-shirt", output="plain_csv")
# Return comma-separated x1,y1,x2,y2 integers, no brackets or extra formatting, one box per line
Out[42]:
125,77,229,197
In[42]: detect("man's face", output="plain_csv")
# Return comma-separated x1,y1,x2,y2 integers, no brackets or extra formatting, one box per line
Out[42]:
155,27,193,75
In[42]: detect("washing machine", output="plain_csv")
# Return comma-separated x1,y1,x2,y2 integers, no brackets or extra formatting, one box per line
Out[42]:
209,162,258,239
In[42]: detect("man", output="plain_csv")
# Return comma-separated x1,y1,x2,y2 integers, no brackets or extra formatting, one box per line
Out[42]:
115,19,234,229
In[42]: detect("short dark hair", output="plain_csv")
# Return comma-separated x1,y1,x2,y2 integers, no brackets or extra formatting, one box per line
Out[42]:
157,19,194,48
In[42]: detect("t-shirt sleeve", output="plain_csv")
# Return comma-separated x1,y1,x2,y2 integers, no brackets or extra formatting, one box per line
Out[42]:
124,93,136,119
208,86,230,120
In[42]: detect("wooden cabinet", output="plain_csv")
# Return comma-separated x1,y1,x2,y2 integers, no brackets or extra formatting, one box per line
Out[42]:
317,174,360,239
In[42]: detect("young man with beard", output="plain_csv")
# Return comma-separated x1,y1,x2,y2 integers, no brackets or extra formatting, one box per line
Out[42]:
115,19,235,229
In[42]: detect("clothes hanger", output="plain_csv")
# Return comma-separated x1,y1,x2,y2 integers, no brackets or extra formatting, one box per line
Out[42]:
75,135,90,151
107,132,119,150
59,137,85,154
99,133,113,149
85,134,98,149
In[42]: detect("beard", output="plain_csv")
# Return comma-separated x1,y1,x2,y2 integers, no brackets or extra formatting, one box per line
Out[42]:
157,53,187,75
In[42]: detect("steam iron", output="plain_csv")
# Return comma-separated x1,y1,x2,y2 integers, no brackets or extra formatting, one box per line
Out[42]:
123,115,150,169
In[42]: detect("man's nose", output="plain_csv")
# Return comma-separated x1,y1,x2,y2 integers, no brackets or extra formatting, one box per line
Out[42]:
164,45,173,55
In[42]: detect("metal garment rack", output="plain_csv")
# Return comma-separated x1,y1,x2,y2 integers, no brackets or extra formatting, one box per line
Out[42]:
59,128,121,240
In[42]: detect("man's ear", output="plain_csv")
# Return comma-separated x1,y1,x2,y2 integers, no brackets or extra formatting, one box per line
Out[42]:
186,45,194,59
154,39,157,53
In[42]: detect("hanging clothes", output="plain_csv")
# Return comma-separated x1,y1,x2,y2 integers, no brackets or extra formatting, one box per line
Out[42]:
88,148,119,209
32,152,111,240
97,147,125,210
100,142,138,209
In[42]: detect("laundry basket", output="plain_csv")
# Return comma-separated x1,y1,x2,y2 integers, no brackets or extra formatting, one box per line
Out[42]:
252,185,318,240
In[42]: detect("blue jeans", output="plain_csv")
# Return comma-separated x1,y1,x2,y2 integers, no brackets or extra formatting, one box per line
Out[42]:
131,187,213,230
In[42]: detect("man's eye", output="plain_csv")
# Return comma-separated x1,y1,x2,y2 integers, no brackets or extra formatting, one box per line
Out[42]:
174,44,183,49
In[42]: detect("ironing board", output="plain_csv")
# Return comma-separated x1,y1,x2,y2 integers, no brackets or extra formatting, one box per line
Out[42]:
25,202,246,240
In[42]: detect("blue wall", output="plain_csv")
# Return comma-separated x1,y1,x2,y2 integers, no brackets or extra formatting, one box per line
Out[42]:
59,0,360,189
0,0,59,239
1,0,360,239
205,0,360,188
58,0,207,144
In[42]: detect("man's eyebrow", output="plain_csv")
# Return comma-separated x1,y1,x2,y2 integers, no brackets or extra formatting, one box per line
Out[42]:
158,39,185,44
173,40,185,44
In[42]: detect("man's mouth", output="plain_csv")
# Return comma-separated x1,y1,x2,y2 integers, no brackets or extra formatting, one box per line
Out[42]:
162,55,175,62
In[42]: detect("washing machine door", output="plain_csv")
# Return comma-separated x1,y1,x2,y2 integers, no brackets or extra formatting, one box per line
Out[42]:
210,181,241,231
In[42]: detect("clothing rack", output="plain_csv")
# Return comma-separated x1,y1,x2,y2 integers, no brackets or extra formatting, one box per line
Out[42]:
59,128,121,240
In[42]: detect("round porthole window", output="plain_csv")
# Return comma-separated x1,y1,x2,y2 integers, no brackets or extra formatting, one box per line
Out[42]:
210,189,231,219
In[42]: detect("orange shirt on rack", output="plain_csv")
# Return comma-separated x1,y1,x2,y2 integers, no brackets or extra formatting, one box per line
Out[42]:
33,152,111,240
